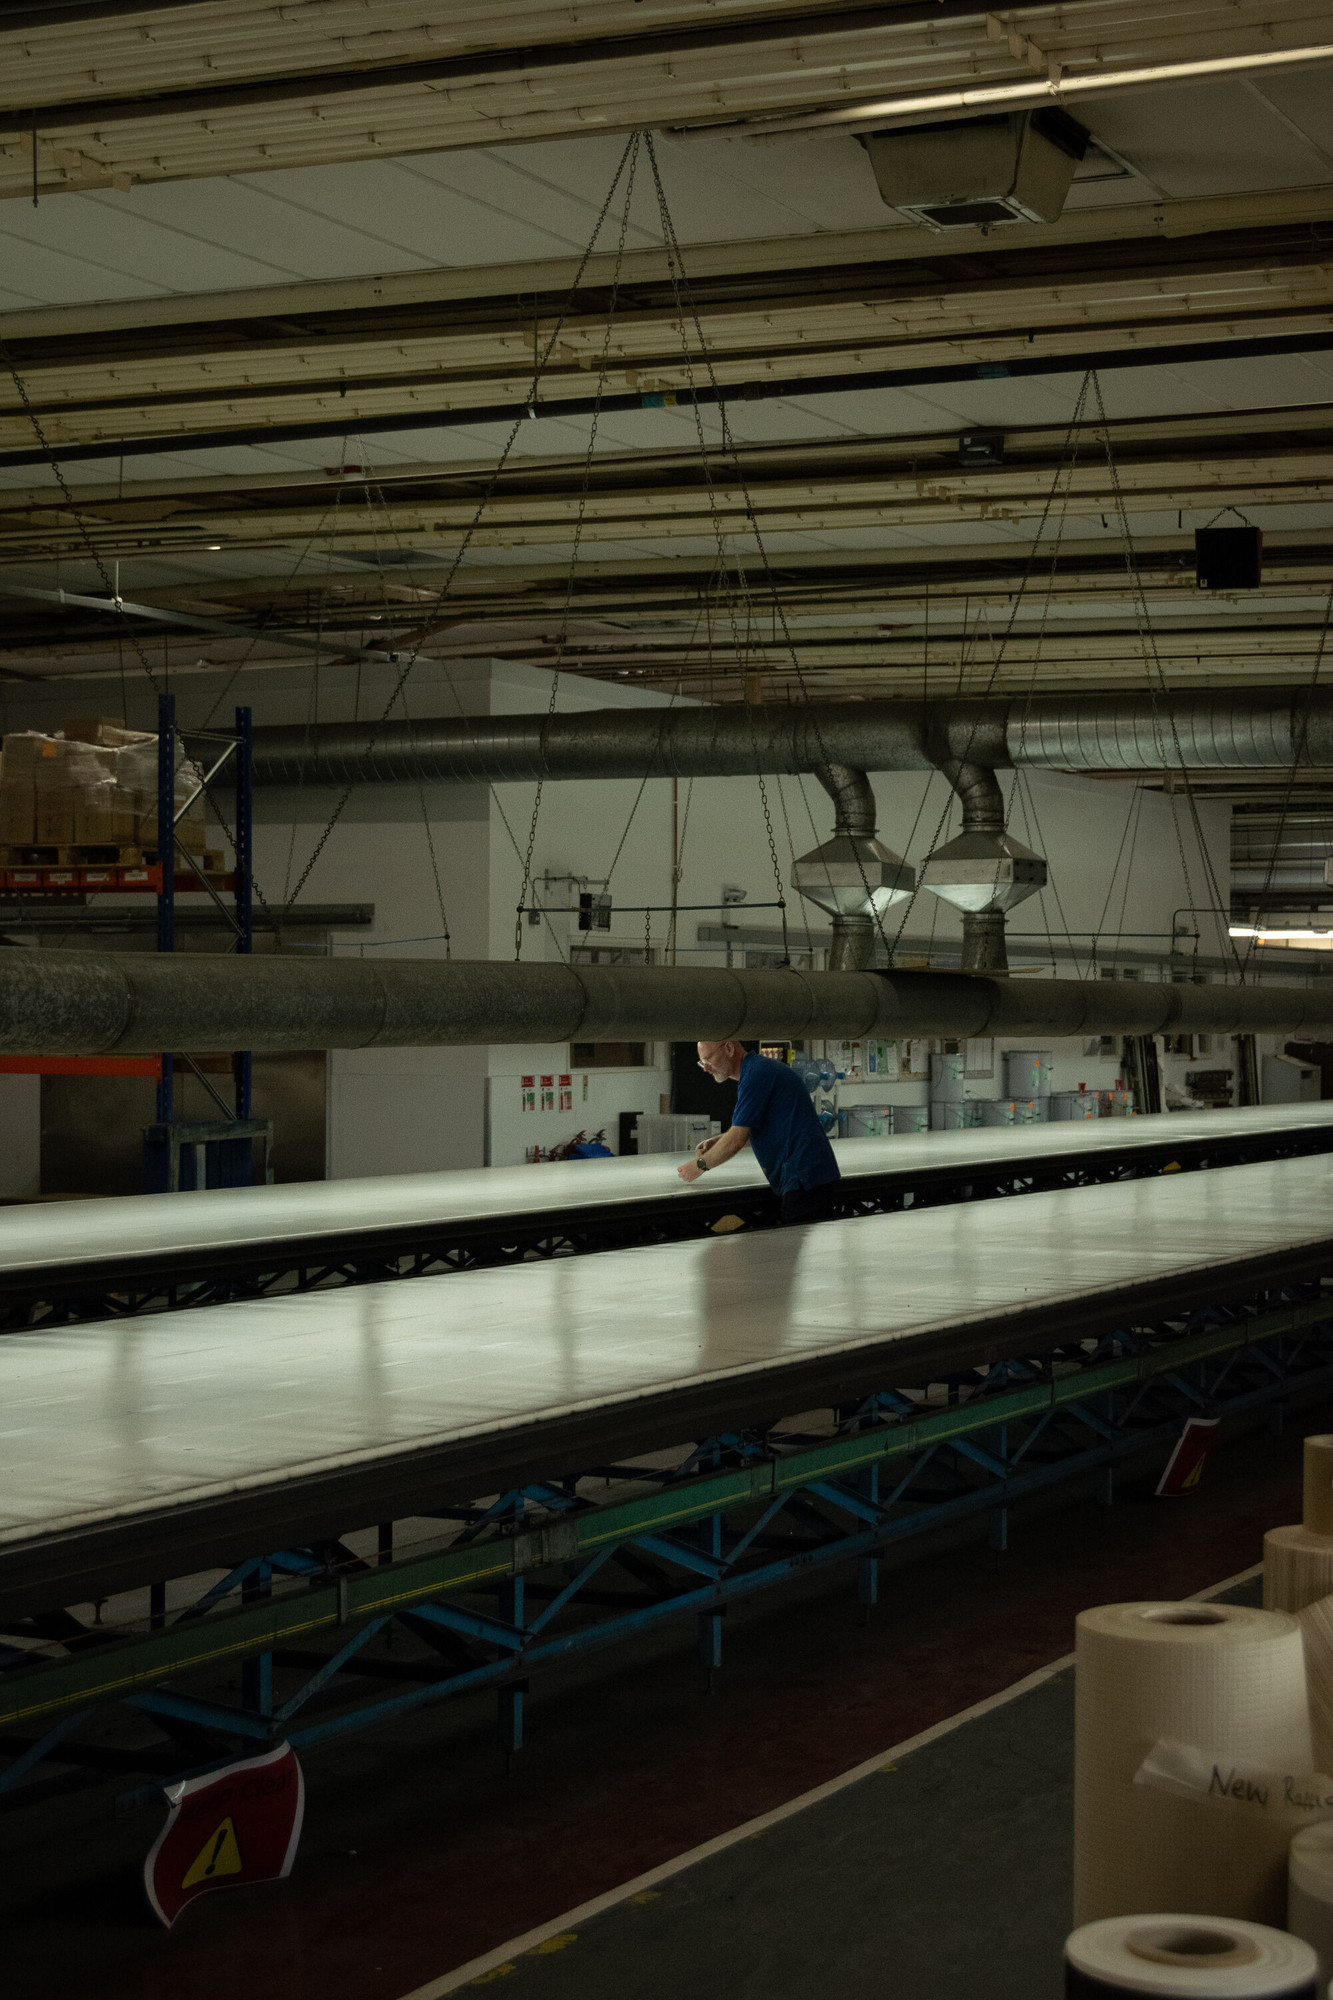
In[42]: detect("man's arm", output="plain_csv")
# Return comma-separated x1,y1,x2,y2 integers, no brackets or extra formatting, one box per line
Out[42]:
677,1124,750,1183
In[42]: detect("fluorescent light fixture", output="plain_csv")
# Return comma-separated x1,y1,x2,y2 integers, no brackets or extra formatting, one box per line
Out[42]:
714,43,1333,139
1230,924,1333,941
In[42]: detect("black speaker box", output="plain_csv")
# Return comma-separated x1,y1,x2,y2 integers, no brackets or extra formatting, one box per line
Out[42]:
1195,524,1262,589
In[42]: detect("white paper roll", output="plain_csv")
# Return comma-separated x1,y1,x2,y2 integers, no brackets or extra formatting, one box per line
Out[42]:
1304,1437,1333,1540
1073,1603,1311,1927
1066,1916,1319,1996
1265,1528,1333,1617
1298,1595,1333,1779
1289,1823,1333,1989
1263,1438,1333,1615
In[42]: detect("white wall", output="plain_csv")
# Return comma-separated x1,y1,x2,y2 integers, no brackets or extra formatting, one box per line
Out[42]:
0,1075,41,1198
0,655,1278,1183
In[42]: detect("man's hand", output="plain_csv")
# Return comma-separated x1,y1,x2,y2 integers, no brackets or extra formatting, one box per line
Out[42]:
677,1159,704,1183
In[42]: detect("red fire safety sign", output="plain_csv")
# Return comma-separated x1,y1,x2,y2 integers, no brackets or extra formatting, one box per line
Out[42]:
1155,1415,1222,1498
144,1741,304,1928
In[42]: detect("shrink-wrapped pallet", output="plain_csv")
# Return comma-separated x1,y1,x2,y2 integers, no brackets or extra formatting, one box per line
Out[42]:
120,736,206,853
1073,1601,1311,1928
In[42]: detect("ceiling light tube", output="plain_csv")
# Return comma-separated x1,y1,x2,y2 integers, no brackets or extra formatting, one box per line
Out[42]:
696,42,1333,140
1229,925,1333,941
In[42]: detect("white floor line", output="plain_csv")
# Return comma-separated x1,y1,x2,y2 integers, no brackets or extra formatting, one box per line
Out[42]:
397,1559,1267,1999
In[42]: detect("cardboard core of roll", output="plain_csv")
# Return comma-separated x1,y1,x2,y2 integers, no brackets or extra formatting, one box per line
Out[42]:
1305,1435,1333,1537
1125,1924,1262,1969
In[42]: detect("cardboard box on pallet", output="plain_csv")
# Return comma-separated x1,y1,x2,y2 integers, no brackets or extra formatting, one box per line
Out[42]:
0,784,34,843
73,783,139,845
35,793,76,843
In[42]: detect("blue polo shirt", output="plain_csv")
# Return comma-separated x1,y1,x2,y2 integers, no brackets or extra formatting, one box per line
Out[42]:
733,1051,840,1197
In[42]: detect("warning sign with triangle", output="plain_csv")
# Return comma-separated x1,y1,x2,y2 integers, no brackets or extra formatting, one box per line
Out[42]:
1155,1415,1221,1497
182,1816,243,1889
144,1742,304,1928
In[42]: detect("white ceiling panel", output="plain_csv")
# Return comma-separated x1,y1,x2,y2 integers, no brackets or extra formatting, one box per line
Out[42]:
1083,75,1333,198
99,173,441,282
0,189,296,296
1159,355,1333,409
1247,73,1333,164
398,147,661,258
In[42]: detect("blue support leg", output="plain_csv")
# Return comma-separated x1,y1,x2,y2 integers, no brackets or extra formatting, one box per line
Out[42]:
1098,1392,1116,1505
497,1574,524,1769
857,1463,880,1612
232,704,253,1138
697,1509,723,1682
988,1424,1009,1551
155,693,176,1131
240,1560,272,1716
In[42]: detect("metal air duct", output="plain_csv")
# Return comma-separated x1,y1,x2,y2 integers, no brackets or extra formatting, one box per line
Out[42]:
1,954,1332,1057
250,688,1329,789
790,763,913,971
917,754,1046,974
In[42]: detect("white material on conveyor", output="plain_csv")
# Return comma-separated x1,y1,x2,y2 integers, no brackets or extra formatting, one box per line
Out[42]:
4,1149,1333,1556
3,1101,1333,1280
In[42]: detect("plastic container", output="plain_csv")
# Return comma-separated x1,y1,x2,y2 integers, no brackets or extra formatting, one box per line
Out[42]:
1004,1050,1052,1099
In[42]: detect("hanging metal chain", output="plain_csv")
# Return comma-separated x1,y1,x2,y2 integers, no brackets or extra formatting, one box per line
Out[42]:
289,133,644,919
756,775,791,964
644,904,653,964
515,133,643,958
1088,368,1239,973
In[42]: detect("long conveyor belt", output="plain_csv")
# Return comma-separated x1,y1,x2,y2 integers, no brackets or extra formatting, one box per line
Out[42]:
5,1147,1333,1622
6,1100,1333,1330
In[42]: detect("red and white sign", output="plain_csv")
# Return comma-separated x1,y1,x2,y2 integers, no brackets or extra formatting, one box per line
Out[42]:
1155,1416,1221,1497
144,1741,304,1928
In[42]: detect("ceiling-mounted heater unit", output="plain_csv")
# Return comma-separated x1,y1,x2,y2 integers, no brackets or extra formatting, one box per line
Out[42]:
861,110,1089,230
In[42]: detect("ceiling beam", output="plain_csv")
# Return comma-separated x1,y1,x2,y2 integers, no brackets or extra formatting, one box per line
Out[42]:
0,2,1096,135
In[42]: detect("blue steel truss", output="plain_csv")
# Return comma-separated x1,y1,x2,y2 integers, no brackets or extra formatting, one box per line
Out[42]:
2,1281,1331,1814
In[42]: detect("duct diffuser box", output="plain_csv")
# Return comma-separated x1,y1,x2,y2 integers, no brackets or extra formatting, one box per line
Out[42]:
1195,525,1263,590
860,110,1088,230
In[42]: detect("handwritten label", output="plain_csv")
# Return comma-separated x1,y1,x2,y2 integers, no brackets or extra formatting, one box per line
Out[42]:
1134,1740,1333,1822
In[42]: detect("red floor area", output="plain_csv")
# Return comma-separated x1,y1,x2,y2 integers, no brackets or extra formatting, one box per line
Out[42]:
9,1412,1314,2000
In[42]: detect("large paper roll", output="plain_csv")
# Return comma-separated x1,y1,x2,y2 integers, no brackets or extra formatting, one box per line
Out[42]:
1264,1527,1333,1616
1289,1822,1333,1989
1073,1602,1311,1927
1298,1593,1333,1778
1264,1437,1333,1615
1066,1916,1318,1997
1304,1436,1333,1539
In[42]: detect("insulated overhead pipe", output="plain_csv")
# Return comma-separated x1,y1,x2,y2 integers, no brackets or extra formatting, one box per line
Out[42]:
249,688,1327,789
1,954,1332,1057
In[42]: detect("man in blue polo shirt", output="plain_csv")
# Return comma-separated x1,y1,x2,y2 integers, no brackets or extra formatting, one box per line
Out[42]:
677,1040,840,1224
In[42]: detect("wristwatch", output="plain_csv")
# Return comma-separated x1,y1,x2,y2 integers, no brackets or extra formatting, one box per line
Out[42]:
696,1156,709,1171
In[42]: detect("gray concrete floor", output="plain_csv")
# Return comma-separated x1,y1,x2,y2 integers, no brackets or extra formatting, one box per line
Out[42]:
465,1576,1263,2000
470,1669,1077,2000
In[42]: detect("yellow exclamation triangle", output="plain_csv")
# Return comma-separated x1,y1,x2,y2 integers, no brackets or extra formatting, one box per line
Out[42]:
182,1816,243,1888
